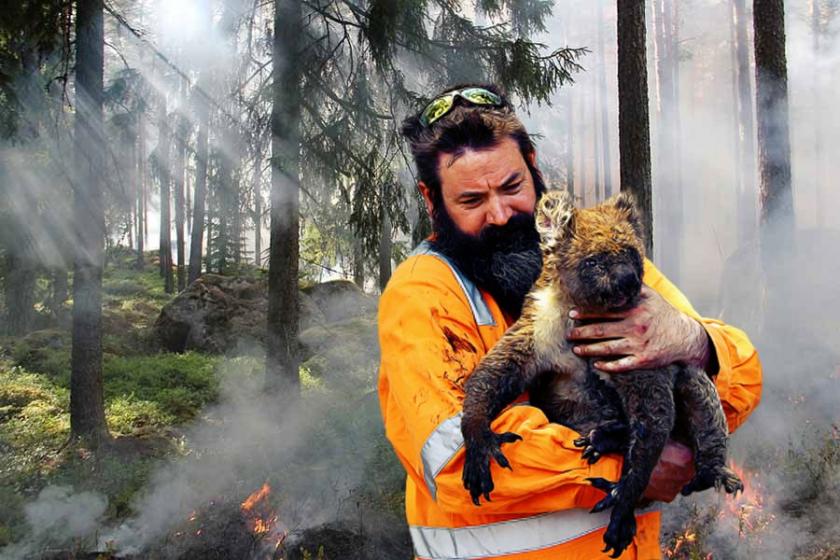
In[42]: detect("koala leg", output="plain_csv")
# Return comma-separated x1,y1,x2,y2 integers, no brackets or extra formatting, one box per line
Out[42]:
674,367,744,496
589,369,675,558
461,328,537,506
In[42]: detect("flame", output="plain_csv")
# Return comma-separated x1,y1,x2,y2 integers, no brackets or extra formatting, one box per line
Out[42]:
719,461,775,539
240,482,288,551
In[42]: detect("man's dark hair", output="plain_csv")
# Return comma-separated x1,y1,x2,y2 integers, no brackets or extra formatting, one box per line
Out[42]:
401,83,545,214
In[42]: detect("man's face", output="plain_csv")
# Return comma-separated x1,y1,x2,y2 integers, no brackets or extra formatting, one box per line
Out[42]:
419,136,543,318
420,136,538,235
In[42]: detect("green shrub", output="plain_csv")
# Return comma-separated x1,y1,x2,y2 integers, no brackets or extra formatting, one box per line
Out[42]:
103,353,219,422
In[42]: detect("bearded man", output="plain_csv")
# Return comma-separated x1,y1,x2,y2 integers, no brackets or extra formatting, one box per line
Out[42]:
377,84,762,559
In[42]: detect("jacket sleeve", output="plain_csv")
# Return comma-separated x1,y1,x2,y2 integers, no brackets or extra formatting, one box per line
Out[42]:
643,260,763,433
378,258,621,516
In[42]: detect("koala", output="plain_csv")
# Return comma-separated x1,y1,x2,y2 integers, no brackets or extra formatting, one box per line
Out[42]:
460,190,743,558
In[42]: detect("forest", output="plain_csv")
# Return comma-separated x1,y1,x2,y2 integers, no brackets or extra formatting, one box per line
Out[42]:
1,0,839,558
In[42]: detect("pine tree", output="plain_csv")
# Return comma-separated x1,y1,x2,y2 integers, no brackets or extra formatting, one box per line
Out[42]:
70,0,110,447
617,0,653,255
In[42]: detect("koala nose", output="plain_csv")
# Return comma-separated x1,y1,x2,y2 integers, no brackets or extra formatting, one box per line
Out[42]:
615,266,641,297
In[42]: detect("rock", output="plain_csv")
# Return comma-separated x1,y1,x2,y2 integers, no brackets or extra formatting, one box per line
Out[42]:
302,280,377,324
154,275,374,355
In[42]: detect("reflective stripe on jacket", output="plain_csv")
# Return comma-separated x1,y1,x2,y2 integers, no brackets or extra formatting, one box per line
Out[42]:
378,244,762,560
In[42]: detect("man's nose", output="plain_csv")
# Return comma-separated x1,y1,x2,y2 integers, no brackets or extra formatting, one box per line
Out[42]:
486,196,513,226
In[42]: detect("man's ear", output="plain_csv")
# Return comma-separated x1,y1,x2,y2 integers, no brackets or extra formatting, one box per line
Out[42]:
527,149,537,168
536,190,575,247
418,181,434,218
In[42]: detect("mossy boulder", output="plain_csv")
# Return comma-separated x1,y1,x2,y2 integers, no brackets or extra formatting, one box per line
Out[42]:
154,276,374,355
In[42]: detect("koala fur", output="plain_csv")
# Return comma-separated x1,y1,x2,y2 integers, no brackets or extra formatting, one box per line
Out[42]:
460,190,743,557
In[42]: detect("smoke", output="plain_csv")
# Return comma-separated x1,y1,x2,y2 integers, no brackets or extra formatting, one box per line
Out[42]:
0,486,108,560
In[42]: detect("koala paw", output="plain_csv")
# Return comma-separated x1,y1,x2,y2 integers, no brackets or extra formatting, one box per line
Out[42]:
574,422,629,464
588,477,621,513
681,465,744,496
602,507,637,559
462,430,522,506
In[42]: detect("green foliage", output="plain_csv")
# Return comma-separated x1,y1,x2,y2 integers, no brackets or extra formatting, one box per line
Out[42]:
101,353,219,423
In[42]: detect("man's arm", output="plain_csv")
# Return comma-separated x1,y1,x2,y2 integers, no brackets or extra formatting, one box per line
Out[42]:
378,256,622,515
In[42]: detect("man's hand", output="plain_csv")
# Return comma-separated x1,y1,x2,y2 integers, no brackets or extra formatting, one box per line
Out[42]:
642,440,695,502
566,286,711,373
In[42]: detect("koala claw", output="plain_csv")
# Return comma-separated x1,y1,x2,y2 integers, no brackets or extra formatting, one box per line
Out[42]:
587,477,620,513
462,430,522,506
681,465,744,497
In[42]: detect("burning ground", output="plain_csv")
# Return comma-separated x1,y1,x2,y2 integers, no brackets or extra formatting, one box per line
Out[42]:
0,255,410,559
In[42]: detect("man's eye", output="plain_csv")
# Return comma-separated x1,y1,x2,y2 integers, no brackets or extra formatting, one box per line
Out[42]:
503,182,522,193
461,197,482,207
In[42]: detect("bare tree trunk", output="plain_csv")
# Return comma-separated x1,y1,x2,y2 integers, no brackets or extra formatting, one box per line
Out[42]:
591,59,602,203
188,86,209,284
653,0,682,282
136,114,146,268
266,0,302,398
734,0,757,244
598,0,613,198
353,236,364,288
565,89,575,195
617,0,653,255
578,90,588,205
157,96,174,293
4,242,36,336
253,152,263,267
233,177,242,268
811,0,823,227
563,14,575,196
754,0,794,236
71,0,109,447
379,189,392,291
52,268,68,312
754,0,795,342
174,81,187,292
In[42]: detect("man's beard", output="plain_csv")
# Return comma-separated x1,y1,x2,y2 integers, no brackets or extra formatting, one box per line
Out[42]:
429,204,542,319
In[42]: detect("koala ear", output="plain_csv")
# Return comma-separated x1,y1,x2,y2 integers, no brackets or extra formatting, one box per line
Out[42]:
610,191,645,241
536,190,575,246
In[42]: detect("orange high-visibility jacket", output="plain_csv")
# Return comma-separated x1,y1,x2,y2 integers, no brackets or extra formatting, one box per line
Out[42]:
378,242,762,560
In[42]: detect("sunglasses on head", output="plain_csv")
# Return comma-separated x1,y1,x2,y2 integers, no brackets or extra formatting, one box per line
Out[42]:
418,87,504,127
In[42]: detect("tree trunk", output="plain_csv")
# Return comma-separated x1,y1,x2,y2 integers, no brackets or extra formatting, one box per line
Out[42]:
653,0,682,282
71,0,110,447
617,0,653,255
577,90,588,205
811,0,823,227
734,0,757,244
565,89,575,195
563,15,575,196
754,0,795,342
591,61,602,203
174,82,187,292
353,236,364,288
136,113,146,268
4,242,36,336
253,152,263,267
266,0,302,398
598,0,613,198
188,85,209,284
157,96,174,293
52,268,68,313
753,0,794,236
379,190,392,291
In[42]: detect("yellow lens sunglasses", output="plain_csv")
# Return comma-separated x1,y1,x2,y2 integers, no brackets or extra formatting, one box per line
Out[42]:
418,87,504,127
